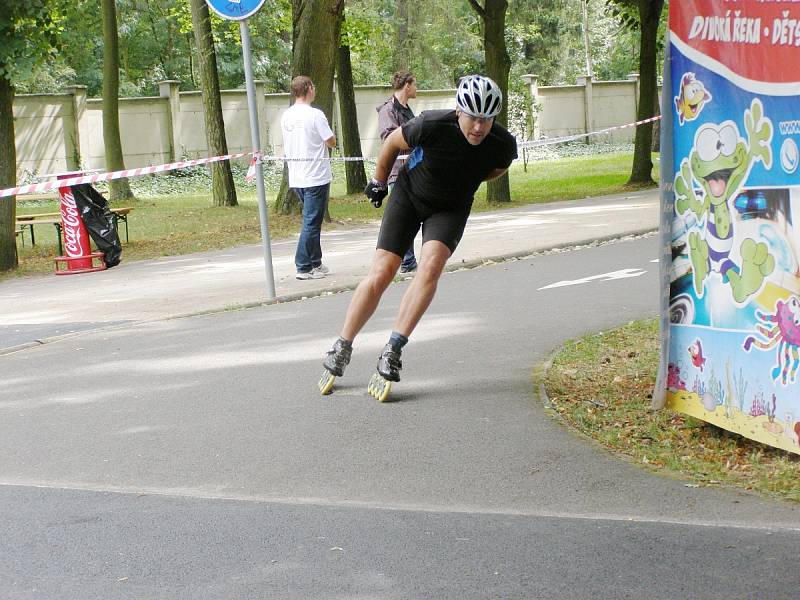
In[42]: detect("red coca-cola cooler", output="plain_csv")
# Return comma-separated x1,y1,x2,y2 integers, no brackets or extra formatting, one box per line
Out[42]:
50,171,107,275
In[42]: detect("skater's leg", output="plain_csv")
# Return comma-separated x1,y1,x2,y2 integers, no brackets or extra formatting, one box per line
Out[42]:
322,251,397,396
340,249,402,341
392,240,450,336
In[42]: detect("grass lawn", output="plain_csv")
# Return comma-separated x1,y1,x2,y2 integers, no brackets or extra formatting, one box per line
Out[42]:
542,319,800,503
7,151,656,280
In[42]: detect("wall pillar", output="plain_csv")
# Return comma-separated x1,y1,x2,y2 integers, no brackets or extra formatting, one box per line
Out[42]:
521,74,540,140
577,74,594,143
66,85,87,170
332,74,341,145
158,80,182,161
254,80,269,152
628,72,640,117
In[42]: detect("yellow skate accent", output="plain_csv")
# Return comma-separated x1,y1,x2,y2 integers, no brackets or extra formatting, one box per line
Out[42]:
368,372,392,402
318,369,336,395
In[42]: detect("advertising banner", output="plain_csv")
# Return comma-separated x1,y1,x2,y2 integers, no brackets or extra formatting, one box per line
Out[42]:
657,0,800,454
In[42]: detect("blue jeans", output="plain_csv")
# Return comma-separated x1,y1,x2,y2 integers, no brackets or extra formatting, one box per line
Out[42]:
293,183,329,273
401,245,417,270
388,183,417,269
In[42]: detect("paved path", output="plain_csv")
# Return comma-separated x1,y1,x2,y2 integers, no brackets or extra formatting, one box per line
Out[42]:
1,233,799,598
0,190,659,353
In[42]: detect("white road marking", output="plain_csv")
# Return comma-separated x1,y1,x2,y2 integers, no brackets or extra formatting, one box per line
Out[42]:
538,268,648,291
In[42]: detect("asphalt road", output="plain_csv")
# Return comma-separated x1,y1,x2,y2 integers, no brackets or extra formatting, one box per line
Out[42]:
1,235,798,599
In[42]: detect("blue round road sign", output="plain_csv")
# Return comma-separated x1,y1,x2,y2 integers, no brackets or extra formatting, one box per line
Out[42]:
206,0,266,21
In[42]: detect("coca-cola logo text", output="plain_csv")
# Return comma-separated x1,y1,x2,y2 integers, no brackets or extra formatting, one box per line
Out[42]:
60,191,85,257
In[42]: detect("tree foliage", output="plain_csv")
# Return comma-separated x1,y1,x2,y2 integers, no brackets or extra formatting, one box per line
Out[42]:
0,0,66,271
25,0,292,97
0,1,64,83
17,0,661,97
605,0,666,184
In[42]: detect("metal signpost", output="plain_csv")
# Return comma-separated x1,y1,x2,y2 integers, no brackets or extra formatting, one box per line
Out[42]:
206,0,276,299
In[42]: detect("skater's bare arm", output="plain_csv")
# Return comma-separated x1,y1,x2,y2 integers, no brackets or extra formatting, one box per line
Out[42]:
484,167,509,182
373,128,410,183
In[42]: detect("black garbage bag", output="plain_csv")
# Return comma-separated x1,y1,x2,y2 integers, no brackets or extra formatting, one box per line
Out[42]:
70,183,122,268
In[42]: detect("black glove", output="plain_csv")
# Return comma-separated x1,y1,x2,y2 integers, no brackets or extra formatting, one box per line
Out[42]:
364,178,388,208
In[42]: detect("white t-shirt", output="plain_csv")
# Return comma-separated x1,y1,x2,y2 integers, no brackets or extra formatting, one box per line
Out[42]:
280,103,334,188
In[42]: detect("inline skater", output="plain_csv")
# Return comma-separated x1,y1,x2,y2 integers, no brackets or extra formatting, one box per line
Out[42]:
319,75,517,401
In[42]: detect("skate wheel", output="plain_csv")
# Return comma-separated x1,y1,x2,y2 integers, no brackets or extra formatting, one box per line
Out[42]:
368,372,392,402
318,369,336,395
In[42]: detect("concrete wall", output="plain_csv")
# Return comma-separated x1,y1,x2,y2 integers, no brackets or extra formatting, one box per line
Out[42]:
592,81,640,141
14,93,78,176
12,75,651,178
82,97,174,169
536,85,587,138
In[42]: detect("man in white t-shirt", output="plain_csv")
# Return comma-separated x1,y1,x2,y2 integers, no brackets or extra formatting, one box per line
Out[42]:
280,75,337,280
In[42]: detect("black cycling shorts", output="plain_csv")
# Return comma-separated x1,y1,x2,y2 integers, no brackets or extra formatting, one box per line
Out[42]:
376,182,472,257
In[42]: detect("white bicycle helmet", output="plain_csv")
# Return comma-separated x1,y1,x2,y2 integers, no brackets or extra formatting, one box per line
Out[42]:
456,75,502,118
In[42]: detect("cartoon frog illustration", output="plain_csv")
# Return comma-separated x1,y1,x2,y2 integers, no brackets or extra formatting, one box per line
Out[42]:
674,98,774,304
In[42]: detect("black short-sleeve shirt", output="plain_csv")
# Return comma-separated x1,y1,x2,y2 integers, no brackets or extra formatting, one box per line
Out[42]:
398,109,517,210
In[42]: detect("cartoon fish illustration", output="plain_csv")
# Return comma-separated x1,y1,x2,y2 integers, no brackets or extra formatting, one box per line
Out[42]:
674,73,711,125
688,338,706,371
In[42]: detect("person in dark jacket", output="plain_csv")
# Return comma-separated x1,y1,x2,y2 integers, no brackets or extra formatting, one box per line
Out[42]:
376,70,418,273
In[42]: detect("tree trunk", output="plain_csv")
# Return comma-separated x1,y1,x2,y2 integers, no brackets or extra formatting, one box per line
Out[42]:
581,0,593,79
479,0,512,203
101,0,135,201
275,0,344,215
394,0,410,71
651,90,661,152
189,0,237,207
336,43,366,194
275,163,296,215
0,75,18,271
628,0,664,185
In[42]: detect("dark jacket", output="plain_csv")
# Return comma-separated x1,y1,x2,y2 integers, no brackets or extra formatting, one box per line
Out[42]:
377,96,415,184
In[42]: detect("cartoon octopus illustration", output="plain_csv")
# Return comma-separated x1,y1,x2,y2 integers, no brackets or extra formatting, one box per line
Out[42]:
743,295,800,385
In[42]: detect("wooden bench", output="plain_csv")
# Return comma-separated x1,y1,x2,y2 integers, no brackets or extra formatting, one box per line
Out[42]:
15,214,62,250
111,207,133,242
16,207,134,255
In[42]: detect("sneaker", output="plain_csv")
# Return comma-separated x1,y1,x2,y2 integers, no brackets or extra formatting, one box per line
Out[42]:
314,264,330,275
296,269,325,280
399,262,418,274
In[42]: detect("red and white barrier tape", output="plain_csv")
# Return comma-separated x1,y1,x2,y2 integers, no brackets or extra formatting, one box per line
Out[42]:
0,151,382,198
518,115,661,150
0,151,253,199
1,115,661,199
